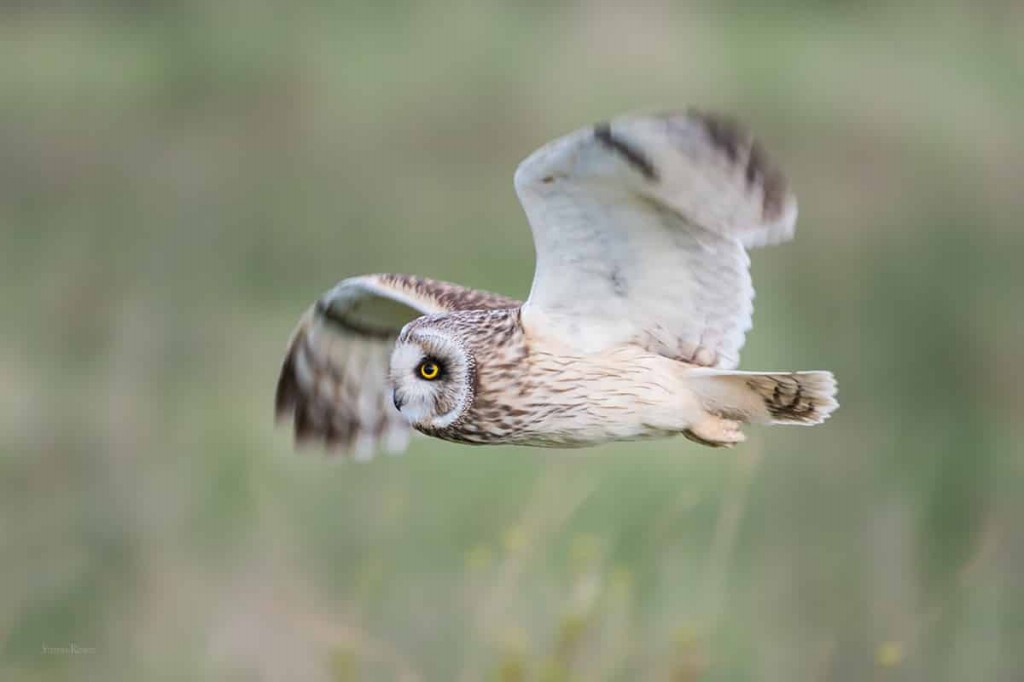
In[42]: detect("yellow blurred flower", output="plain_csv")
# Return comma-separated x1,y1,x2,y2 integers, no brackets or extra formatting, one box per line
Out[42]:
502,525,529,554
876,641,904,668
465,544,494,572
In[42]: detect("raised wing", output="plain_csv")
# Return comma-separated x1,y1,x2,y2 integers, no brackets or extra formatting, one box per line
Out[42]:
275,274,519,457
514,111,797,369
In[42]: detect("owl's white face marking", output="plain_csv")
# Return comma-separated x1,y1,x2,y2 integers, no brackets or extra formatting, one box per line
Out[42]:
389,325,474,430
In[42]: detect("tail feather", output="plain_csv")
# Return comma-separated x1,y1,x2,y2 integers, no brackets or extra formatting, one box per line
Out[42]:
687,369,838,425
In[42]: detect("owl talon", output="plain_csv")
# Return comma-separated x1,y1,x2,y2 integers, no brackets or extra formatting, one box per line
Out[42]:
683,418,746,448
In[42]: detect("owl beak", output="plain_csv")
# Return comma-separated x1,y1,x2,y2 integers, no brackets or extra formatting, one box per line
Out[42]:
392,392,405,411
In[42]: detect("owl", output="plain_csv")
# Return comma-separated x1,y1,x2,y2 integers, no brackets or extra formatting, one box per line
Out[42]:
275,111,838,458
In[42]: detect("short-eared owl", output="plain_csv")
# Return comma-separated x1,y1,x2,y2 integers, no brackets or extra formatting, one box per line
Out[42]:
275,111,838,458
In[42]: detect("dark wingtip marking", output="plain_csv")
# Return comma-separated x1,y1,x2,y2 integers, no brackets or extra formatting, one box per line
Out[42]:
294,402,318,443
275,346,300,420
745,141,766,185
691,110,746,163
745,138,789,222
691,110,790,223
759,164,789,223
594,123,659,181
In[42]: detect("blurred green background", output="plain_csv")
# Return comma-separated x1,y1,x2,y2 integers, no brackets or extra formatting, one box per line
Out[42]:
2,1,1022,680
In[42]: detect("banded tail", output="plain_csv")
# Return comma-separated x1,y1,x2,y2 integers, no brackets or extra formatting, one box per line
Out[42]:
687,369,838,426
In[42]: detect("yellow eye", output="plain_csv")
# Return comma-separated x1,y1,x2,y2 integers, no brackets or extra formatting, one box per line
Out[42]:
418,360,441,380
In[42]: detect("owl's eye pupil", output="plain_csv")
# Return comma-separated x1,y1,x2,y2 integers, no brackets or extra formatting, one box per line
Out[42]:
418,360,441,380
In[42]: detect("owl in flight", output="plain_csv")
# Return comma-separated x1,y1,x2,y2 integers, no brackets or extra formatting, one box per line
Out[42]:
275,111,838,458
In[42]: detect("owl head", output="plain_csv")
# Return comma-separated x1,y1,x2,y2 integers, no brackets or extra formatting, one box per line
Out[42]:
389,315,476,430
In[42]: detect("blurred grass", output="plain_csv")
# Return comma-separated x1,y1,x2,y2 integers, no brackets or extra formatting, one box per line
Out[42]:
1,0,1023,680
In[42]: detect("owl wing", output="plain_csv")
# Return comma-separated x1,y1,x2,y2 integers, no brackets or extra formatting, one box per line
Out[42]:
514,111,797,369
275,274,520,457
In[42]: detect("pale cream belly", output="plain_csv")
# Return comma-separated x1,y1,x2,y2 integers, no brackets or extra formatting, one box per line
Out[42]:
459,346,705,447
